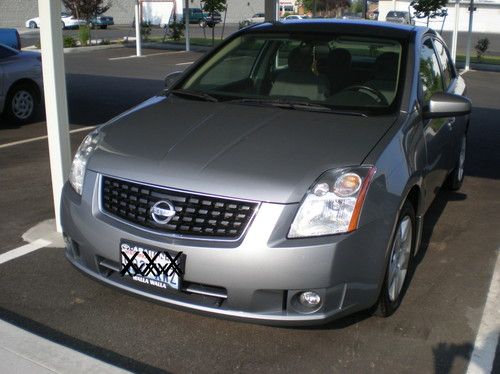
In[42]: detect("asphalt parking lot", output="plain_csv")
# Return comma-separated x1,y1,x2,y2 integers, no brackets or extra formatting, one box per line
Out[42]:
0,46,499,373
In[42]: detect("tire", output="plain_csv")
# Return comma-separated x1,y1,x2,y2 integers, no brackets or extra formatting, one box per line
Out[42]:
89,22,95,29
445,134,467,191
100,25,107,29
61,21,66,30
199,20,207,28
374,201,417,317
29,21,37,29
4,83,40,124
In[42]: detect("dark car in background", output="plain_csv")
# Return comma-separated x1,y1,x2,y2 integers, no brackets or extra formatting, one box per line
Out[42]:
386,11,414,25
62,20,471,325
0,28,21,50
88,15,114,29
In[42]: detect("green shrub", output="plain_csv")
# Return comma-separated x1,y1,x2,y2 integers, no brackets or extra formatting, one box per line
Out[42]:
170,21,185,41
141,21,152,41
63,36,77,48
475,38,490,62
79,25,91,46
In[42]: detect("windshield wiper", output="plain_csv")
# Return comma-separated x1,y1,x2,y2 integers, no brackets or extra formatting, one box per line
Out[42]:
228,98,366,117
170,89,219,102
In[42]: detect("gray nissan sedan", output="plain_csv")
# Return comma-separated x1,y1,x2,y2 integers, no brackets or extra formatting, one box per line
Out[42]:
61,20,471,325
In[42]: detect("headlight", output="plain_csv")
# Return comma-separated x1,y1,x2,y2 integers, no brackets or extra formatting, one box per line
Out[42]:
69,129,102,195
289,166,376,238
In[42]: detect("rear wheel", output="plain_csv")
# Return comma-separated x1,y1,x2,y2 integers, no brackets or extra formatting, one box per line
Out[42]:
445,134,467,191
100,25,107,29
374,201,416,317
5,83,40,124
61,21,66,29
29,21,37,29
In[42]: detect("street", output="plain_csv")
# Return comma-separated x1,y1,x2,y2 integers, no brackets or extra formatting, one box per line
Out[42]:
0,46,499,373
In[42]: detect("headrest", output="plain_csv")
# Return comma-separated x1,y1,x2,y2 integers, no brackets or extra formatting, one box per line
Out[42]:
328,48,352,71
374,52,399,80
288,46,313,73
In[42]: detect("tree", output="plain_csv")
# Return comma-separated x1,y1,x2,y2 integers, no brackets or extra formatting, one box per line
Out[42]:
299,0,350,17
201,0,226,46
410,0,447,26
62,0,111,45
62,0,111,21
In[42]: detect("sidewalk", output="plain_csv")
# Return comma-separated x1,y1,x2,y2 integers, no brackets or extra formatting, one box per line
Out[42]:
0,319,129,373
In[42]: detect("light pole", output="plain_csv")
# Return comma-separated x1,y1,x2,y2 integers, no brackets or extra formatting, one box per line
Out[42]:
451,0,460,63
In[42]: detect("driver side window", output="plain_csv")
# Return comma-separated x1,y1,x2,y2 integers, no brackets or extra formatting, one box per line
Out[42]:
419,39,444,104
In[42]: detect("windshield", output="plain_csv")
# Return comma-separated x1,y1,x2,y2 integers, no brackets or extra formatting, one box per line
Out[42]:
180,32,404,113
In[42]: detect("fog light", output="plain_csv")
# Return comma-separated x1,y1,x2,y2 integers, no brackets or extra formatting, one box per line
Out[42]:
299,291,321,307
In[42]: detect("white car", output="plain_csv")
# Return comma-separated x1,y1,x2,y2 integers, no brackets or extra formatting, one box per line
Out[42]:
0,43,43,124
283,15,309,20
243,13,266,26
26,12,85,29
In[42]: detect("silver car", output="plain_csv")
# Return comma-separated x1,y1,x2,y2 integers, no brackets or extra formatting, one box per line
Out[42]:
0,43,43,124
61,20,471,325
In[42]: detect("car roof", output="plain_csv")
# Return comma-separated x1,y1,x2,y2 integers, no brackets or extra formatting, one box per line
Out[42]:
248,19,421,39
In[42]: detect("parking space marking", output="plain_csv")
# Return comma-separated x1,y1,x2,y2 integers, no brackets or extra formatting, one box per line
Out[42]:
466,250,500,374
176,62,193,66
109,51,186,61
0,126,95,150
0,239,51,266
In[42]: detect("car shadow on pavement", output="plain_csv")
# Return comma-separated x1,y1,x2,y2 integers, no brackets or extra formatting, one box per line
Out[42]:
0,305,169,374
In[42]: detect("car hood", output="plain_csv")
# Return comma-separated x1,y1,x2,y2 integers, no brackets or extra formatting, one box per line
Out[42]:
88,96,396,204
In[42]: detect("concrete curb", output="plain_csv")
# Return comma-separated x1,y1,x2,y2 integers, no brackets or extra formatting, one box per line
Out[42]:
126,42,212,53
22,44,124,54
63,44,124,54
456,62,500,73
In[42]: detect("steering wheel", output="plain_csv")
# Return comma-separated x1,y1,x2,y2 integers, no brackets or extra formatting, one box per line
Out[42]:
343,85,389,106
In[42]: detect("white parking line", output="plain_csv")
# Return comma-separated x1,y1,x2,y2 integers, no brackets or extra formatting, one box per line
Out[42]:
0,239,52,266
466,250,500,374
0,126,95,150
176,62,193,66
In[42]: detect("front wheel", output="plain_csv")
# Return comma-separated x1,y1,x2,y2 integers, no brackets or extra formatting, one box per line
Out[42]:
374,201,416,317
29,21,37,29
4,83,40,124
445,134,467,191
61,21,66,29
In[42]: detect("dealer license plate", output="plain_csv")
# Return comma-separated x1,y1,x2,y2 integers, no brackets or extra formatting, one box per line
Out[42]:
120,240,185,290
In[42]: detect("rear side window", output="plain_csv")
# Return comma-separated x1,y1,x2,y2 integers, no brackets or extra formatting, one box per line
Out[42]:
420,39,443,103
433,39,454,89
0,45,17,59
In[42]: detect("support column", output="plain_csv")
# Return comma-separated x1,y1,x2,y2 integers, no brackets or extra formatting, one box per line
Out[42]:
185,0,190,52
135,1,142,57
264,0,278,22
38,0,71,233
451,0,460,63
464,0,475,71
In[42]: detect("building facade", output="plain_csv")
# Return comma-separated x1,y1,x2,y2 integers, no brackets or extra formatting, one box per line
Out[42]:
0,0,268,28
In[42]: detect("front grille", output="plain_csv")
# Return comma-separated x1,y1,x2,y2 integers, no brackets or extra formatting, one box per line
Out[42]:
101,176,259,240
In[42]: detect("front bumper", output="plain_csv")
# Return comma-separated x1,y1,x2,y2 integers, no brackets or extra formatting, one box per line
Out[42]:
61,171,394,325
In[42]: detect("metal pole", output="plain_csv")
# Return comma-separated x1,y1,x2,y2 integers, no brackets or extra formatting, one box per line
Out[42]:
393,0,396,11
265,0,278,21
37,0,71,233
451,0,460,63
313,0,317,17
135,1,142,57
464,0,474,71
184,0,190,52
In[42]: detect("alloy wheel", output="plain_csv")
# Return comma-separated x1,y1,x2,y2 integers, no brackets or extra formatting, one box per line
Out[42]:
11,90,34,120
387,216,413,302
457,136,466,182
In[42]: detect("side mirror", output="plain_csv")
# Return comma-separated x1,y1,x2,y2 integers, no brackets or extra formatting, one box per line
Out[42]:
423,92,472,119
164,71,183,90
